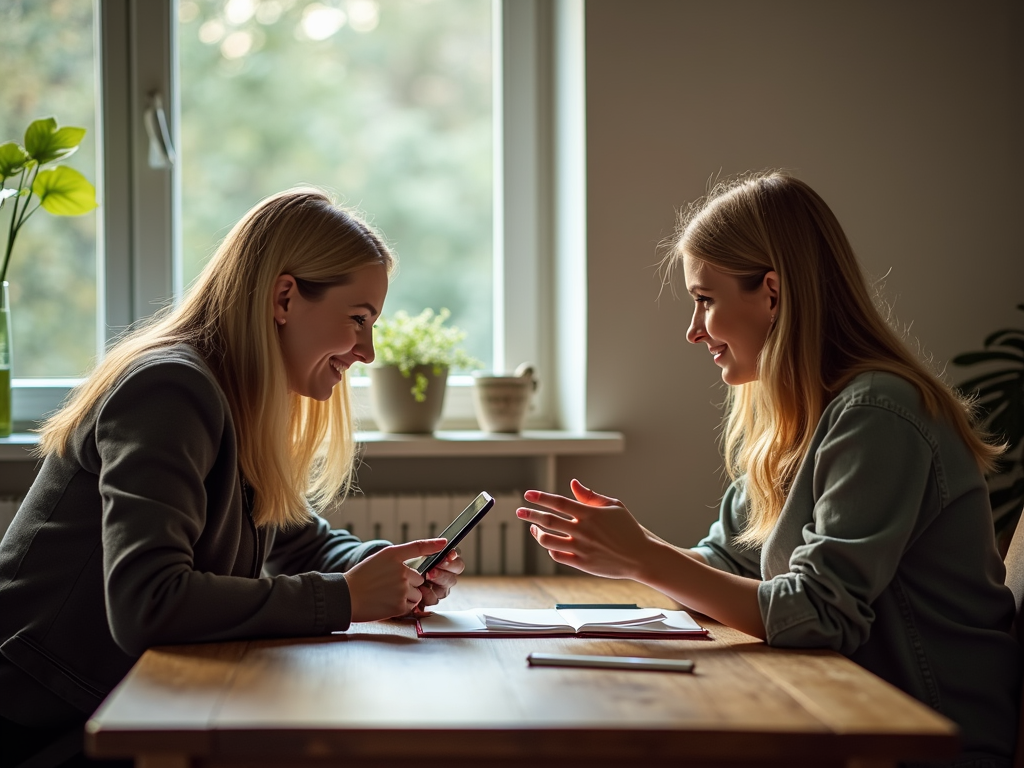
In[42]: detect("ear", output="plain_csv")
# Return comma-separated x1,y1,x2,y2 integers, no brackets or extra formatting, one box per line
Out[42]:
763,270,780,313
272,274,297,326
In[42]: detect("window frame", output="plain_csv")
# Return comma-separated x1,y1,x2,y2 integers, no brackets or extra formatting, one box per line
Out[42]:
12,0,578,433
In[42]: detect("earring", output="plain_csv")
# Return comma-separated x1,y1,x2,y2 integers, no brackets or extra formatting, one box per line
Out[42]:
770,314,776,325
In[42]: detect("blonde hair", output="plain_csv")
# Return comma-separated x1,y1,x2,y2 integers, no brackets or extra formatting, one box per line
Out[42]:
39,187,394,528
665,171,1001,547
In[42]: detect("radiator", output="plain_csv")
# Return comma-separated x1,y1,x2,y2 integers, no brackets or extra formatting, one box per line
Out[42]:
0,492,533,576
324,491,528,575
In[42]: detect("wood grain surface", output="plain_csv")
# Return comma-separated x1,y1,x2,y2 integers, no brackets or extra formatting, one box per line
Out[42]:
86,576,959,768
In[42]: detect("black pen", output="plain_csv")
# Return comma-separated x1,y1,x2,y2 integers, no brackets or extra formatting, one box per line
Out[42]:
554,603,639,609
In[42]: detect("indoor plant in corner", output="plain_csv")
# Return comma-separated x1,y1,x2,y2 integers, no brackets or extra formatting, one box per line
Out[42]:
0,117,98,437
368,308,480,434
952,303,1024,555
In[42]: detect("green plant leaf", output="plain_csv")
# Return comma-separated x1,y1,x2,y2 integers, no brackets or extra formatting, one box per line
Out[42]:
32,166,98,215
24,118,86,165
0,142,31,178
951,350,1024,366
983,327,1024,347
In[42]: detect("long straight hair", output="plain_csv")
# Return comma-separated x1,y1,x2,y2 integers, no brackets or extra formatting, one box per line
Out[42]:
39,188,394,528
667,172,1000,547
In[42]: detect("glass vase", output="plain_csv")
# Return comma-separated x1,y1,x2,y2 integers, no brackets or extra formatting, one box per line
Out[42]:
0,282,11,437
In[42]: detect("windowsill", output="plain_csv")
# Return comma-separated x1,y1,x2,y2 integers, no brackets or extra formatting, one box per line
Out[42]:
0,430,624,462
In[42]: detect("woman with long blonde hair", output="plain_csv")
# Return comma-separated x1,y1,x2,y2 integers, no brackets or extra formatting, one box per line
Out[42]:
517,172,1019,766
0,188,462,765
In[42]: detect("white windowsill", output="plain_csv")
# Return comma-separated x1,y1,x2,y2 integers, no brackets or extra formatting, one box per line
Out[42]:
0,429,624,462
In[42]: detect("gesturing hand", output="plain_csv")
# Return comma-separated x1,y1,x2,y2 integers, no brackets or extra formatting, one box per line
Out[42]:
345,538,446,622
516,479,655,580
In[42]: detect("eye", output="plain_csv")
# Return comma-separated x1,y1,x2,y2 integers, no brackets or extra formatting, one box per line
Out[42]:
352,315,367,327
694,294,711,305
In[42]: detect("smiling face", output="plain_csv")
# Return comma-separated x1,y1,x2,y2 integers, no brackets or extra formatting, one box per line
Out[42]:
273,263,389,400
683,252,778,386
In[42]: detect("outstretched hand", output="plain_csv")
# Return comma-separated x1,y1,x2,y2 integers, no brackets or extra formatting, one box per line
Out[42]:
345,538,446,622
516,479,655,580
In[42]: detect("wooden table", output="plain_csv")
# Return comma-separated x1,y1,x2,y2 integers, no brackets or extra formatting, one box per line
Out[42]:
85,577,959,768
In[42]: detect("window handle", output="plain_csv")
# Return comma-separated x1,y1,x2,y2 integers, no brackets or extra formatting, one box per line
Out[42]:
144,91,176,169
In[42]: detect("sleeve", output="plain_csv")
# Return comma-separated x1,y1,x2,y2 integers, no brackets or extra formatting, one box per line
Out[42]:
265,513,390,576
757,402,934,655
96,359,354,656
691,478,763,579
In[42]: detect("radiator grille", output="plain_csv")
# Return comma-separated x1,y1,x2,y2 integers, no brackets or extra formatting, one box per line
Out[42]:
324,491,528,575
0,492,532,576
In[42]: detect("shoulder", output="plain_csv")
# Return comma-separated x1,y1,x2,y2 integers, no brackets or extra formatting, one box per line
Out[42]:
100,343,228,421
821,371,939,452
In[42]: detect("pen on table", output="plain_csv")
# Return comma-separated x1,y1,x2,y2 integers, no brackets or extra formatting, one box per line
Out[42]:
553,603,640,609
527,652,695,673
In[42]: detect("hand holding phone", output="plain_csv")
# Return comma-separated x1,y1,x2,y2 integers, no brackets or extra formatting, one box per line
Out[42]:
405,492,494,576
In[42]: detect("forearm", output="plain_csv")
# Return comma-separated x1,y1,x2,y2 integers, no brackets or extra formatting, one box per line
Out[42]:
636,538,765,640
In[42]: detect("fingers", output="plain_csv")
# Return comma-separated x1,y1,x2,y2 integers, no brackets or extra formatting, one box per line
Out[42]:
529,523,576,553
516,506,576,533
429,550,464,576
390,538,447,559
569,478,620,507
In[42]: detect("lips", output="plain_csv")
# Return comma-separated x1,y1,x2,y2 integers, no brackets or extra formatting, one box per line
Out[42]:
708,344,727,362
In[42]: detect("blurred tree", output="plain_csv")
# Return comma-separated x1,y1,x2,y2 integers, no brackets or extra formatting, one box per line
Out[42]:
0,0,98,378
180,0,494,368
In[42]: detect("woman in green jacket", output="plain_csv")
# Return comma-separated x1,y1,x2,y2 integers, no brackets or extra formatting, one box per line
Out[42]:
517,172,1020,767
0,188,462,767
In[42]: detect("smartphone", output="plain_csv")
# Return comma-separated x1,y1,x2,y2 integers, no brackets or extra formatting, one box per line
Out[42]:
406,491,494,575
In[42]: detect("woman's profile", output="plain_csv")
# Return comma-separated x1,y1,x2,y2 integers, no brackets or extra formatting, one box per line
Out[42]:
0,188,462,766
517,172,1020,766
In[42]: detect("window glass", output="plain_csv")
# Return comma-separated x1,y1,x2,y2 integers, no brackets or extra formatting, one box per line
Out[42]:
0,0,99,378
178,0,494,367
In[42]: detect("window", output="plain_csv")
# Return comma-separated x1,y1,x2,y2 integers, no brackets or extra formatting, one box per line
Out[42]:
5,0,577,432
0,1,100,378
178,0,495,367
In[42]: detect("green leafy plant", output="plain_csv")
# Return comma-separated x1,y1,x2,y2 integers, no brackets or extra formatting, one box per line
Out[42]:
952,304,1024,544
0,117,98,283
370,308,481,401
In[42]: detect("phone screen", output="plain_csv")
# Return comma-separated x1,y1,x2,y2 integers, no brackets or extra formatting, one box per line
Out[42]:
406,491,494,575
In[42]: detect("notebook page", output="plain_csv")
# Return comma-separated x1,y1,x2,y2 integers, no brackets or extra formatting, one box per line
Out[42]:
558,608,667,632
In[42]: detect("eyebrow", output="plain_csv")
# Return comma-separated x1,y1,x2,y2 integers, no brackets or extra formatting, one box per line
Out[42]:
686,284,710,295
353,302,379,316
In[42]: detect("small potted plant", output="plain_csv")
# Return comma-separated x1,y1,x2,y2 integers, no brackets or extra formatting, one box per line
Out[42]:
368,308,480,433
0,117,98,436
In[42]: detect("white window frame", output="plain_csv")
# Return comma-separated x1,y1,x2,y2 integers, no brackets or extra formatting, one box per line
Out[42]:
11,0,586,434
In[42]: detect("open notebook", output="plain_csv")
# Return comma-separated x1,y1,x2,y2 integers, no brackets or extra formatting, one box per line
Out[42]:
416,607,708,638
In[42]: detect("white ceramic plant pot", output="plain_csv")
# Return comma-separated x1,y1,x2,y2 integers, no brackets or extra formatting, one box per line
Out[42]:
369,364,448,434
472,363,538,433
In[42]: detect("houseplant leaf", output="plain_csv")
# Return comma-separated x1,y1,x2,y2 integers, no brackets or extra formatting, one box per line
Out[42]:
950,350,1023,366
0,142,31,179
24,118,85,165
32,166,98,216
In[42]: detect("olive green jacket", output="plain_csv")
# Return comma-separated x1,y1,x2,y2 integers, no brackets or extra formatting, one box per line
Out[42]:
0,344,385,727
694,372,1020,767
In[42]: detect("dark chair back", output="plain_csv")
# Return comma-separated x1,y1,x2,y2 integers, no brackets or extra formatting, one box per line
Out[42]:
1004,512,1024,768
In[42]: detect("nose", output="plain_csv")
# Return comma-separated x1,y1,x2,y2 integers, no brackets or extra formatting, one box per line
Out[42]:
686,305,705,345
357,334,375,365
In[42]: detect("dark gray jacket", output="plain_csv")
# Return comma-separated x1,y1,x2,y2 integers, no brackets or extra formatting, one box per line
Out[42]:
0,344,386,727
694,372,1020,766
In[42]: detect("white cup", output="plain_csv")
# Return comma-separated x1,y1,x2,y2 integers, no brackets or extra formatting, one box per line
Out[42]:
472,363,538,433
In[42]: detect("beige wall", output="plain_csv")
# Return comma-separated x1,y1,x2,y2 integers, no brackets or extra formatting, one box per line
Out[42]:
561,0,1024,546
